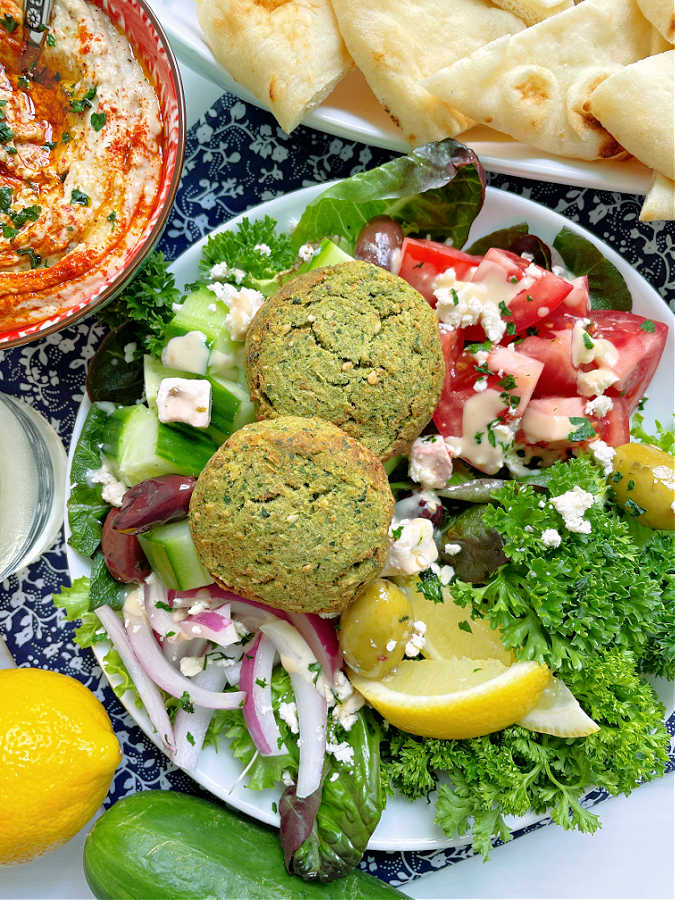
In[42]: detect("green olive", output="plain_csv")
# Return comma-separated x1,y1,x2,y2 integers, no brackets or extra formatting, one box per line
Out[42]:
339,578,412,679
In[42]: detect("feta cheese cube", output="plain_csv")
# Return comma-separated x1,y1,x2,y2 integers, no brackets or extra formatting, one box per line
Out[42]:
157,378,212,429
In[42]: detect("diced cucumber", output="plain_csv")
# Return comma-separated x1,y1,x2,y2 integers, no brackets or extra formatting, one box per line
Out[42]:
143,357,255,444
138,519,211,591
298,238,353,275
103,405,218,485
207,331,245,383
163,285,227,347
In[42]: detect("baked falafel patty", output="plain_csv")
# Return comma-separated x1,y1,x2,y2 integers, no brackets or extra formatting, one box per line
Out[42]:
189,416,394,614
245,260,445,460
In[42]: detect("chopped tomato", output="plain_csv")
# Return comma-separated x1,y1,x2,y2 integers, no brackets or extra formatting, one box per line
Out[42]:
471,249,574,333
433,343,543,437
589,311,668,413
398,237,482,305
593,398,630,446
517,328,578,396
555,275,590,319
438,326,463,390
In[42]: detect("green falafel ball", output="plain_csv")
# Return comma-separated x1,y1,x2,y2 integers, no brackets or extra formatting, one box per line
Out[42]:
189,416,394,614
245,261,445,460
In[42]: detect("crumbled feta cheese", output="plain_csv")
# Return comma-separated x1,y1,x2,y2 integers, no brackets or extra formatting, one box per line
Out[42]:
473,377,488,392
297,242,319,262
207,282,265,340
157,377,212,429
394,489,441,520
209,261,245,284
552,265,565,277
520,252,534,262
331,691,365,731
254,243,272,256
381,518,438,577
207,303,217,312
444,543,461,556
471,349,490,366
179,656,204,678
188,599,210,616
541,528,562,548
430,562,454,585
550,486,594,534
576,367,619,398
281,770,294,786
408,435,453,489
434,268,507,344
588,439,616,475
652,464,675,491
278,700,299,734
386,639,397,653
332,670,353,703
405,620,427,657
585,396,614,418
326,740,355,766
329,772,339,782
161,330,210,375
89,458,127,508
123,341,137,364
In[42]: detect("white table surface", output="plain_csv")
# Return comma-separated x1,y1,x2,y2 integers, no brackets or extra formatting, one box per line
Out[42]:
4,56,673,900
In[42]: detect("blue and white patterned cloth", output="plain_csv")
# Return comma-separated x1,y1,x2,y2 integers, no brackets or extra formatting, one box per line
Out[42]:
0,93,673,887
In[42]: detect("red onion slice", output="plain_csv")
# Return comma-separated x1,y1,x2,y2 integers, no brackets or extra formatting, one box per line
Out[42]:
179,607,238,647
169,586,289,630
240,634,285,757
123,591,245,710
260,620,328,695
290,672,327,799
95,604,175,754
287,612,342,681
144,578,183,638
173,661,228,771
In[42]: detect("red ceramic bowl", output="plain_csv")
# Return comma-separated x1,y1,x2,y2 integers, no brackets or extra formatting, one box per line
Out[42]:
0,0,186,349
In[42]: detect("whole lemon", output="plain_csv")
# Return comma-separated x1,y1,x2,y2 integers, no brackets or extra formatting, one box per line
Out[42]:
0,668,121,865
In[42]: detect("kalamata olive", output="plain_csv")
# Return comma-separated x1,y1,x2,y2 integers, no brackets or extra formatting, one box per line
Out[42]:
340,578,412,678
113,475,196,534
354,216,404,270
102,508,151,583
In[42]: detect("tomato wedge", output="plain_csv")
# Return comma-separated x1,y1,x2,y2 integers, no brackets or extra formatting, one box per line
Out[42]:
397,237,482,305
589,311,668,413
518,396,630,448
518,329,578,397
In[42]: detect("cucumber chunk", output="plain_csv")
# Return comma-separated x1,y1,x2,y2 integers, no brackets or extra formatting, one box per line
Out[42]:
163,284,227,347
138,519,211,591
144,356,255,444
299,238,353,274
103,405,218,486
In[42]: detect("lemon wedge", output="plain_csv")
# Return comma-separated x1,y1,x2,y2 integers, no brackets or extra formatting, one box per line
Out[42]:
397,575,512,664
349,657,551,739
517,676,600,737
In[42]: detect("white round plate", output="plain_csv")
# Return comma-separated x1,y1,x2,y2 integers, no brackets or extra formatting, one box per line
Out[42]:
66,184,674,851
147,0,652,195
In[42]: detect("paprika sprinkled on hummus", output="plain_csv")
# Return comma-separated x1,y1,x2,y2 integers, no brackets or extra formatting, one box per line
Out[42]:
0,0,163,332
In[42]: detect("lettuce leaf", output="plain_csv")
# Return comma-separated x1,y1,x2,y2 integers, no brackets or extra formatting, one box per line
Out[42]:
552,227,632,311
292,138,485,253
67,404,110,558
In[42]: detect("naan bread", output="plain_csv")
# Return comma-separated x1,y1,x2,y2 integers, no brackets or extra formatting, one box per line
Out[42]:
490,0,573,28
589,52,674,180
640,173,675,221
195,0,352,134
637,0,675,43
329,0,525,145
423,0,668,159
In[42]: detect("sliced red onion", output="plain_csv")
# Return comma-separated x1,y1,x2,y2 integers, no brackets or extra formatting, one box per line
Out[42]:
260,619,328,695
240,634,285,757
162,634,207,669
179,607,238,648
223,661,242,686
144,578,184,638
290,672,327,799
169,585,289,631
95,604,175,753
287,612,342,681
173,661,228,771
122,592,245,710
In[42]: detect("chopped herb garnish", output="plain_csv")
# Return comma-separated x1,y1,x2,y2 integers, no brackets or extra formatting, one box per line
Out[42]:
61,132,71,143
526,325,539,336
474,430,483,444
0,14,18,33
154,600,172,611
0,186,12,211
17,76,30,89
391,525,403,540
498,300,512,317
70,85,98,113
43,140,58,151
466,340,493,354
186,731,195,746
506,321,517,336
90,111,106,132
582,331,594,350
450,287,459,306
2,224,17,240
640,319,656,333
399,614,410,622
16,247,42,268
458,620,473,634
526,294,534,302
627,479,635,491
271,801,278,814
46,32,56,47
0,122,14,144
625,498,646,517
177,691,194,714
10,205,41,228
255,677,268,689
567,417,596,442
107,210,117,225
508,275,518,283
71,189,90,207
307,661,322,684
498,374,517,391
416,568,444,604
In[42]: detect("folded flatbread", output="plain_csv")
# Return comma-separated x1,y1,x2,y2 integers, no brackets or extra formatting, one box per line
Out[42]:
589,52,674,181
490,0,573,28
195,0,352,134
637,0,675,43
423,0,668,160
329,0,525,145
640,173,675,221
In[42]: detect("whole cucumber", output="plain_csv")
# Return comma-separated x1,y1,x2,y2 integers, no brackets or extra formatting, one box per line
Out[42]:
83,791,407,900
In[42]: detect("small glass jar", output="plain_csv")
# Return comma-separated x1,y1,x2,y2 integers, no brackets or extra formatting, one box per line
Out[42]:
0,395,67,579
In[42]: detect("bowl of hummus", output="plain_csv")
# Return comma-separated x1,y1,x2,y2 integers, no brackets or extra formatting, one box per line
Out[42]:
0,0,185,347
